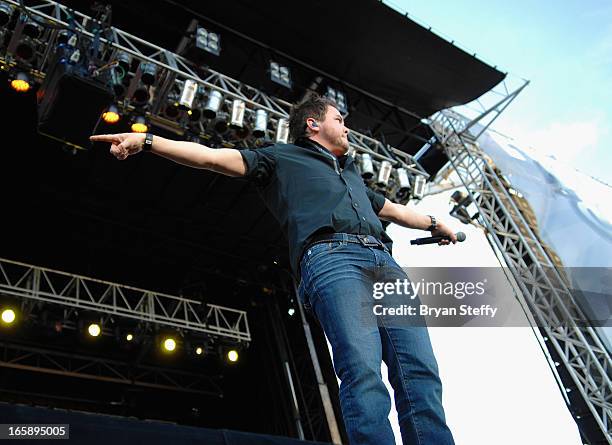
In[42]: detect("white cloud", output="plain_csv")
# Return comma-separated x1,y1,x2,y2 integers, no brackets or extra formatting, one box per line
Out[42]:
510,120,602,165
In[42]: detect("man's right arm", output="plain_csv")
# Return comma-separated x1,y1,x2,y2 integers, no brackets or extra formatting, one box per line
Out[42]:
89,132,247,177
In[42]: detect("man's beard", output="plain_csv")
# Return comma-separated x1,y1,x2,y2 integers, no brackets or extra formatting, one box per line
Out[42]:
335,135,349,151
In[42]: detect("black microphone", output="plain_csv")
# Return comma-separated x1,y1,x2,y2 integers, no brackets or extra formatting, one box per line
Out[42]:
410,232,466,245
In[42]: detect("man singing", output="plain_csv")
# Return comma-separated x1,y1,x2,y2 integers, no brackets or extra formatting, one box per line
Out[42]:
90,94,456,444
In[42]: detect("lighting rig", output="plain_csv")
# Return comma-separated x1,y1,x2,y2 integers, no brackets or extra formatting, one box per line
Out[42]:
0,0,431,205
0,256,248,395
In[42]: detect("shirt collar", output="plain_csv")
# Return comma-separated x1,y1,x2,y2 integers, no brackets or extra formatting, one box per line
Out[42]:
294,137,352,166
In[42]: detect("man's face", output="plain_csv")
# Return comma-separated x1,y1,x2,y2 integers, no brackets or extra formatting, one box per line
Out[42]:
314,105,350,155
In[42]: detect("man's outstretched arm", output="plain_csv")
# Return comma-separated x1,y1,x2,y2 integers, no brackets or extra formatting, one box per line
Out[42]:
89,132,247,177
378,198,457,245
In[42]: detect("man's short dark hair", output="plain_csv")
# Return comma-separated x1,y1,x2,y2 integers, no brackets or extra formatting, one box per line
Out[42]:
288,94,337,141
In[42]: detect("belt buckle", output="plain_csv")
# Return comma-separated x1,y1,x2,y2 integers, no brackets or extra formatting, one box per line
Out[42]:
357,234,378,247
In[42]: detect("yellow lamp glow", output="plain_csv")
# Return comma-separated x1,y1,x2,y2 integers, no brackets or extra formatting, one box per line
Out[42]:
227,349,239,363
195,347,203,355
126,333,133,341
88,323,101,337
1,309,16,324
10,72,30,93
131,116,148,133
163,338,176,352
102,105,120,124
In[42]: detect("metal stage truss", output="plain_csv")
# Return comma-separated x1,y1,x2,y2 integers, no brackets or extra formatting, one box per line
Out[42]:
0,257,251,342
427,85,612,443
1,0,429,185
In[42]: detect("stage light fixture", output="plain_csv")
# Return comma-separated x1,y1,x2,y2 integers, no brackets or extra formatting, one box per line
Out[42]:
15,35,36,63
126,333,134,342
56,29,72,46
178,79,198,110
195,346,203,355
396,168,411,198
230,99,246,128
376,160,393,187
163,337,176,352
252,109,268,138
203,90,222,119
88,323,101,337
1,308,15,325
212,113,229,134
10,71,30,92
449,190,480,224
359,153,374,179
116,51,131,73
412,175,426,199
326,86,347,114
161,98,180,119
275,118,289,143
0,3,14,27
269,61,291,88
195,26,221,56
139,62,157,86
131,115,148,133
22,18,42,39
131,82,149,107
110,69,126,97
102,104,120,124
187,106,202,122
227,349,239,363
287,307,295,316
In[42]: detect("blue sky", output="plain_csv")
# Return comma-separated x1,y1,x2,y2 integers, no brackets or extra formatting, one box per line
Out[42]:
387,0,612,185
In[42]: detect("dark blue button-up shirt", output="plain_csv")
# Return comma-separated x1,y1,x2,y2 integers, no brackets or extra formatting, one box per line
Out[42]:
240,137,392,278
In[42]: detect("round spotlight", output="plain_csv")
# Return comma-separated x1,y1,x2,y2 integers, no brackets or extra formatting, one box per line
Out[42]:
162,101,180,119
131,116,148,133
163,337,176,352
227,349,239,363
15,36,36,63
10,72,30,93
1,308,16,324
0,4,14,27
102,105,120,124
252,109,268,138
195,346,203,355
126,333,133,342
203,90,222,119
287,307,295,316
116,52,131,73
188,107,202,122
131,84,149,106
88,323,101,337
139,62,157,86
23,19,42,39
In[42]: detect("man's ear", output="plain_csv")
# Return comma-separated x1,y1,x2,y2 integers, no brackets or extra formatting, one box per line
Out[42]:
306,118,320,134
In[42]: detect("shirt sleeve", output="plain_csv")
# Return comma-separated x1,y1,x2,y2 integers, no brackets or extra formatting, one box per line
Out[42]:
239,145,278,187
366,188,386,215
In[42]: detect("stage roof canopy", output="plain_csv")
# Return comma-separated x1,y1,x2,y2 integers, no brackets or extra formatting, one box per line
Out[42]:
68,0,506,119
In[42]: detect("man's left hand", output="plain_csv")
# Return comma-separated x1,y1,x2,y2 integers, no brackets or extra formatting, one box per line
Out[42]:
430,222,457,245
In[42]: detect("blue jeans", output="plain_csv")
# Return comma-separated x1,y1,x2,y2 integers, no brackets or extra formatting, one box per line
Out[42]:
298,234,454,445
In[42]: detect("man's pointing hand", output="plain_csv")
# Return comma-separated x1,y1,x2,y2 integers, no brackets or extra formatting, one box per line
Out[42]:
90,133,146,160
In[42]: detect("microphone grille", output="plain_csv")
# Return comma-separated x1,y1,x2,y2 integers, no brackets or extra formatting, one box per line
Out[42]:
456,232,466,242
